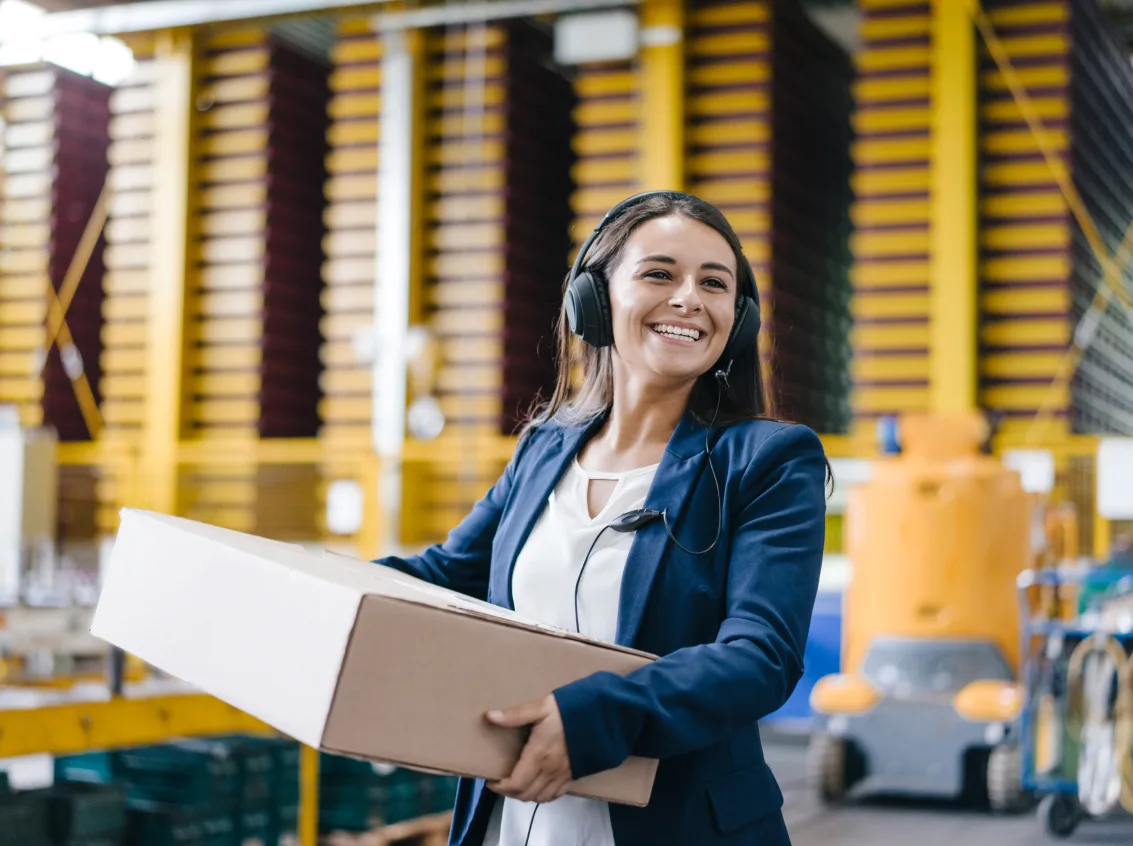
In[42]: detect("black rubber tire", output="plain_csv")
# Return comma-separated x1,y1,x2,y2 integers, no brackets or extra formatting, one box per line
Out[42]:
1038,793,1080,839
987,744,1028,814
808,733,859,805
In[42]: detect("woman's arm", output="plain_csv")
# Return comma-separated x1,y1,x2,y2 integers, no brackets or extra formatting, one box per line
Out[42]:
374,431,533,600
552,424,827,778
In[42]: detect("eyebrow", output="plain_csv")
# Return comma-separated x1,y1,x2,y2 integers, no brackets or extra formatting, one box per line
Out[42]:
638,255,735,278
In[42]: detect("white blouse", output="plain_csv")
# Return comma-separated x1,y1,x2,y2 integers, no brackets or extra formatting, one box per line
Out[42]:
481,456,659,846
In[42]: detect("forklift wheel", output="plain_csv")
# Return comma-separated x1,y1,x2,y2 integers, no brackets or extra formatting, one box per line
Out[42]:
1038,794,1080,839
987,744,1028,814
807,733,860,805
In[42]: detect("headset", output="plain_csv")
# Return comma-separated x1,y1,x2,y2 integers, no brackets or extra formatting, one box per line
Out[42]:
564,190,761,372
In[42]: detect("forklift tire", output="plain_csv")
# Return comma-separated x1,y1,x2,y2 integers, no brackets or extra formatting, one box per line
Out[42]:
1038,794,1080,839
807,733,860,805
987,744,1028,814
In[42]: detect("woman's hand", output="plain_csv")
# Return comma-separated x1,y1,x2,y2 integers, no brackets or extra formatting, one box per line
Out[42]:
485,695,573,804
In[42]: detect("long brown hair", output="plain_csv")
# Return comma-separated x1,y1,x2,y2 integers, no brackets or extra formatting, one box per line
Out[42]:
522,193,775,436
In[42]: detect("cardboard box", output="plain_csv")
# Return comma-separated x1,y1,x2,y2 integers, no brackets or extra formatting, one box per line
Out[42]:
91,510,659,806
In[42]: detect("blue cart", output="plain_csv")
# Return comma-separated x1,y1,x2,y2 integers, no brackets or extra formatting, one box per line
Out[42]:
1016,568,1133,839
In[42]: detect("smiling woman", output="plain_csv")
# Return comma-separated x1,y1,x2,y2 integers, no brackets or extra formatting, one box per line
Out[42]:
376,191,830,846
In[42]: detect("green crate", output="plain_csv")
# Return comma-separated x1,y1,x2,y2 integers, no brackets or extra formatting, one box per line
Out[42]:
238,804,273,843
116,746,240,806
369,769,427,827
174,738,275,806
45,781,127,841
0,791,50,846
317,754,371,778
125,802,235,846
54,754,119,786
318,777,372,833
267,801,298,846
428,776,459,814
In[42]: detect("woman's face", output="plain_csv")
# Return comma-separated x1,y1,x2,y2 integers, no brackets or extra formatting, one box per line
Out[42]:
606,214,738,387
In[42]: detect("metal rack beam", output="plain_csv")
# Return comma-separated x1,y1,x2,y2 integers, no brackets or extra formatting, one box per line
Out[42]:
0,693,266,759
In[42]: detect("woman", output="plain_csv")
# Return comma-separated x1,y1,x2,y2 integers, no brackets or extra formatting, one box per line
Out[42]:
377,191,828,845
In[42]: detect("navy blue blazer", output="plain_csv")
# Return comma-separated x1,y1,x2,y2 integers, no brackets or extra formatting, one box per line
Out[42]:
376,410,827,845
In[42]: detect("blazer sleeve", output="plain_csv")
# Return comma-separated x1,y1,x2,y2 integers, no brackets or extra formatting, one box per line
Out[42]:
373,431,533,601
552,424,827,778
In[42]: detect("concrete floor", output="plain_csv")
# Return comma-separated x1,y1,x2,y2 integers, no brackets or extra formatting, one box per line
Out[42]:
765,735,1133,846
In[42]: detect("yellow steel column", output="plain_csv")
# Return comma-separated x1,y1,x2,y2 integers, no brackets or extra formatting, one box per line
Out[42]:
929,0,978,411
299,744,319,846
144,30,197,515
639,0,685,191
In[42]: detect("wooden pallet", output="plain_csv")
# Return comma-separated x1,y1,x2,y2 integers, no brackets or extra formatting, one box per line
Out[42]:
321,812,453,846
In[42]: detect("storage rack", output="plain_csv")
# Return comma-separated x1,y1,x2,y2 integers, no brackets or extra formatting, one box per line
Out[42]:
1067,0,1133,434
978,0,1072,435
849,0,935,426
768,0,854,432
0,64,110,440
98,57,156,535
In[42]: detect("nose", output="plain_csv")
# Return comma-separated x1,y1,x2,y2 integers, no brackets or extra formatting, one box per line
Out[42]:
668,274,704,313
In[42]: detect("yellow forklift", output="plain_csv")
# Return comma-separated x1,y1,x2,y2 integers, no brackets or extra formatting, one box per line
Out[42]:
808,412,1032,811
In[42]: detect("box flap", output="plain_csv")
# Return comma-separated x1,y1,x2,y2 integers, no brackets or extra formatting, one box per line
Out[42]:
321,551,655,660
91,509,364,746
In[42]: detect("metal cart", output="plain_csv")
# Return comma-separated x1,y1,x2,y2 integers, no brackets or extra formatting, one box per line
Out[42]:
1016,568,1133,839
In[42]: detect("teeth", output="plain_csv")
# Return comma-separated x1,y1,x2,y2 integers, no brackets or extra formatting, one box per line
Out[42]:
652,324,701,340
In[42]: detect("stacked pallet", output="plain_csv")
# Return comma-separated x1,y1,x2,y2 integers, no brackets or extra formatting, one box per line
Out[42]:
569,55,639,239
183,29,328,536
500,24,575,434
685,0,773,402
99,59,157,532
978,0,1072,436
769,0,854,432
318,19,380,549
320,18,380,447
0,65,109,439
978,0,1133,436
412,24,514,544
849,0,934,426
1066,0,1133,433
424,25,510,440
686,0,852,430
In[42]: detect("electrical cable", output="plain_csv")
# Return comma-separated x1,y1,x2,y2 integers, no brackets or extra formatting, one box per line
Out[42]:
1065,633,1128,816
522,368,731,845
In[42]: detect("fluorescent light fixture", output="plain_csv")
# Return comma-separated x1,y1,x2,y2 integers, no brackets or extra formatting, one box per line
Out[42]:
92,36,136,86
42,31,100,76
0,0,135,85
0,0,45,66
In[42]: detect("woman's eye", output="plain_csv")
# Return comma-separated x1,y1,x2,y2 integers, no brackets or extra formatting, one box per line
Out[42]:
702,277,727,290
644,270,671,280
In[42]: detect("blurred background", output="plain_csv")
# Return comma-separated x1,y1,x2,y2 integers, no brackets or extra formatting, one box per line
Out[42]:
3,0,1133,842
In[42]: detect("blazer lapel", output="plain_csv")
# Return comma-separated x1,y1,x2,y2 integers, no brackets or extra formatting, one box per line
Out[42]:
616,412,713,647
490,414,606,609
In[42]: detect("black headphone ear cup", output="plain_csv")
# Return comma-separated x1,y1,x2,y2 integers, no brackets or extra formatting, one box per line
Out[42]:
566,270,614,347
722,295,759,363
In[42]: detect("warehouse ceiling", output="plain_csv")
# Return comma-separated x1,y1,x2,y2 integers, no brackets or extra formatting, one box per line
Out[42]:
14,0,1133,55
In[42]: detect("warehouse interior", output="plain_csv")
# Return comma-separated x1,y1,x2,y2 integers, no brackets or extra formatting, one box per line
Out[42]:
5,0,1133,842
